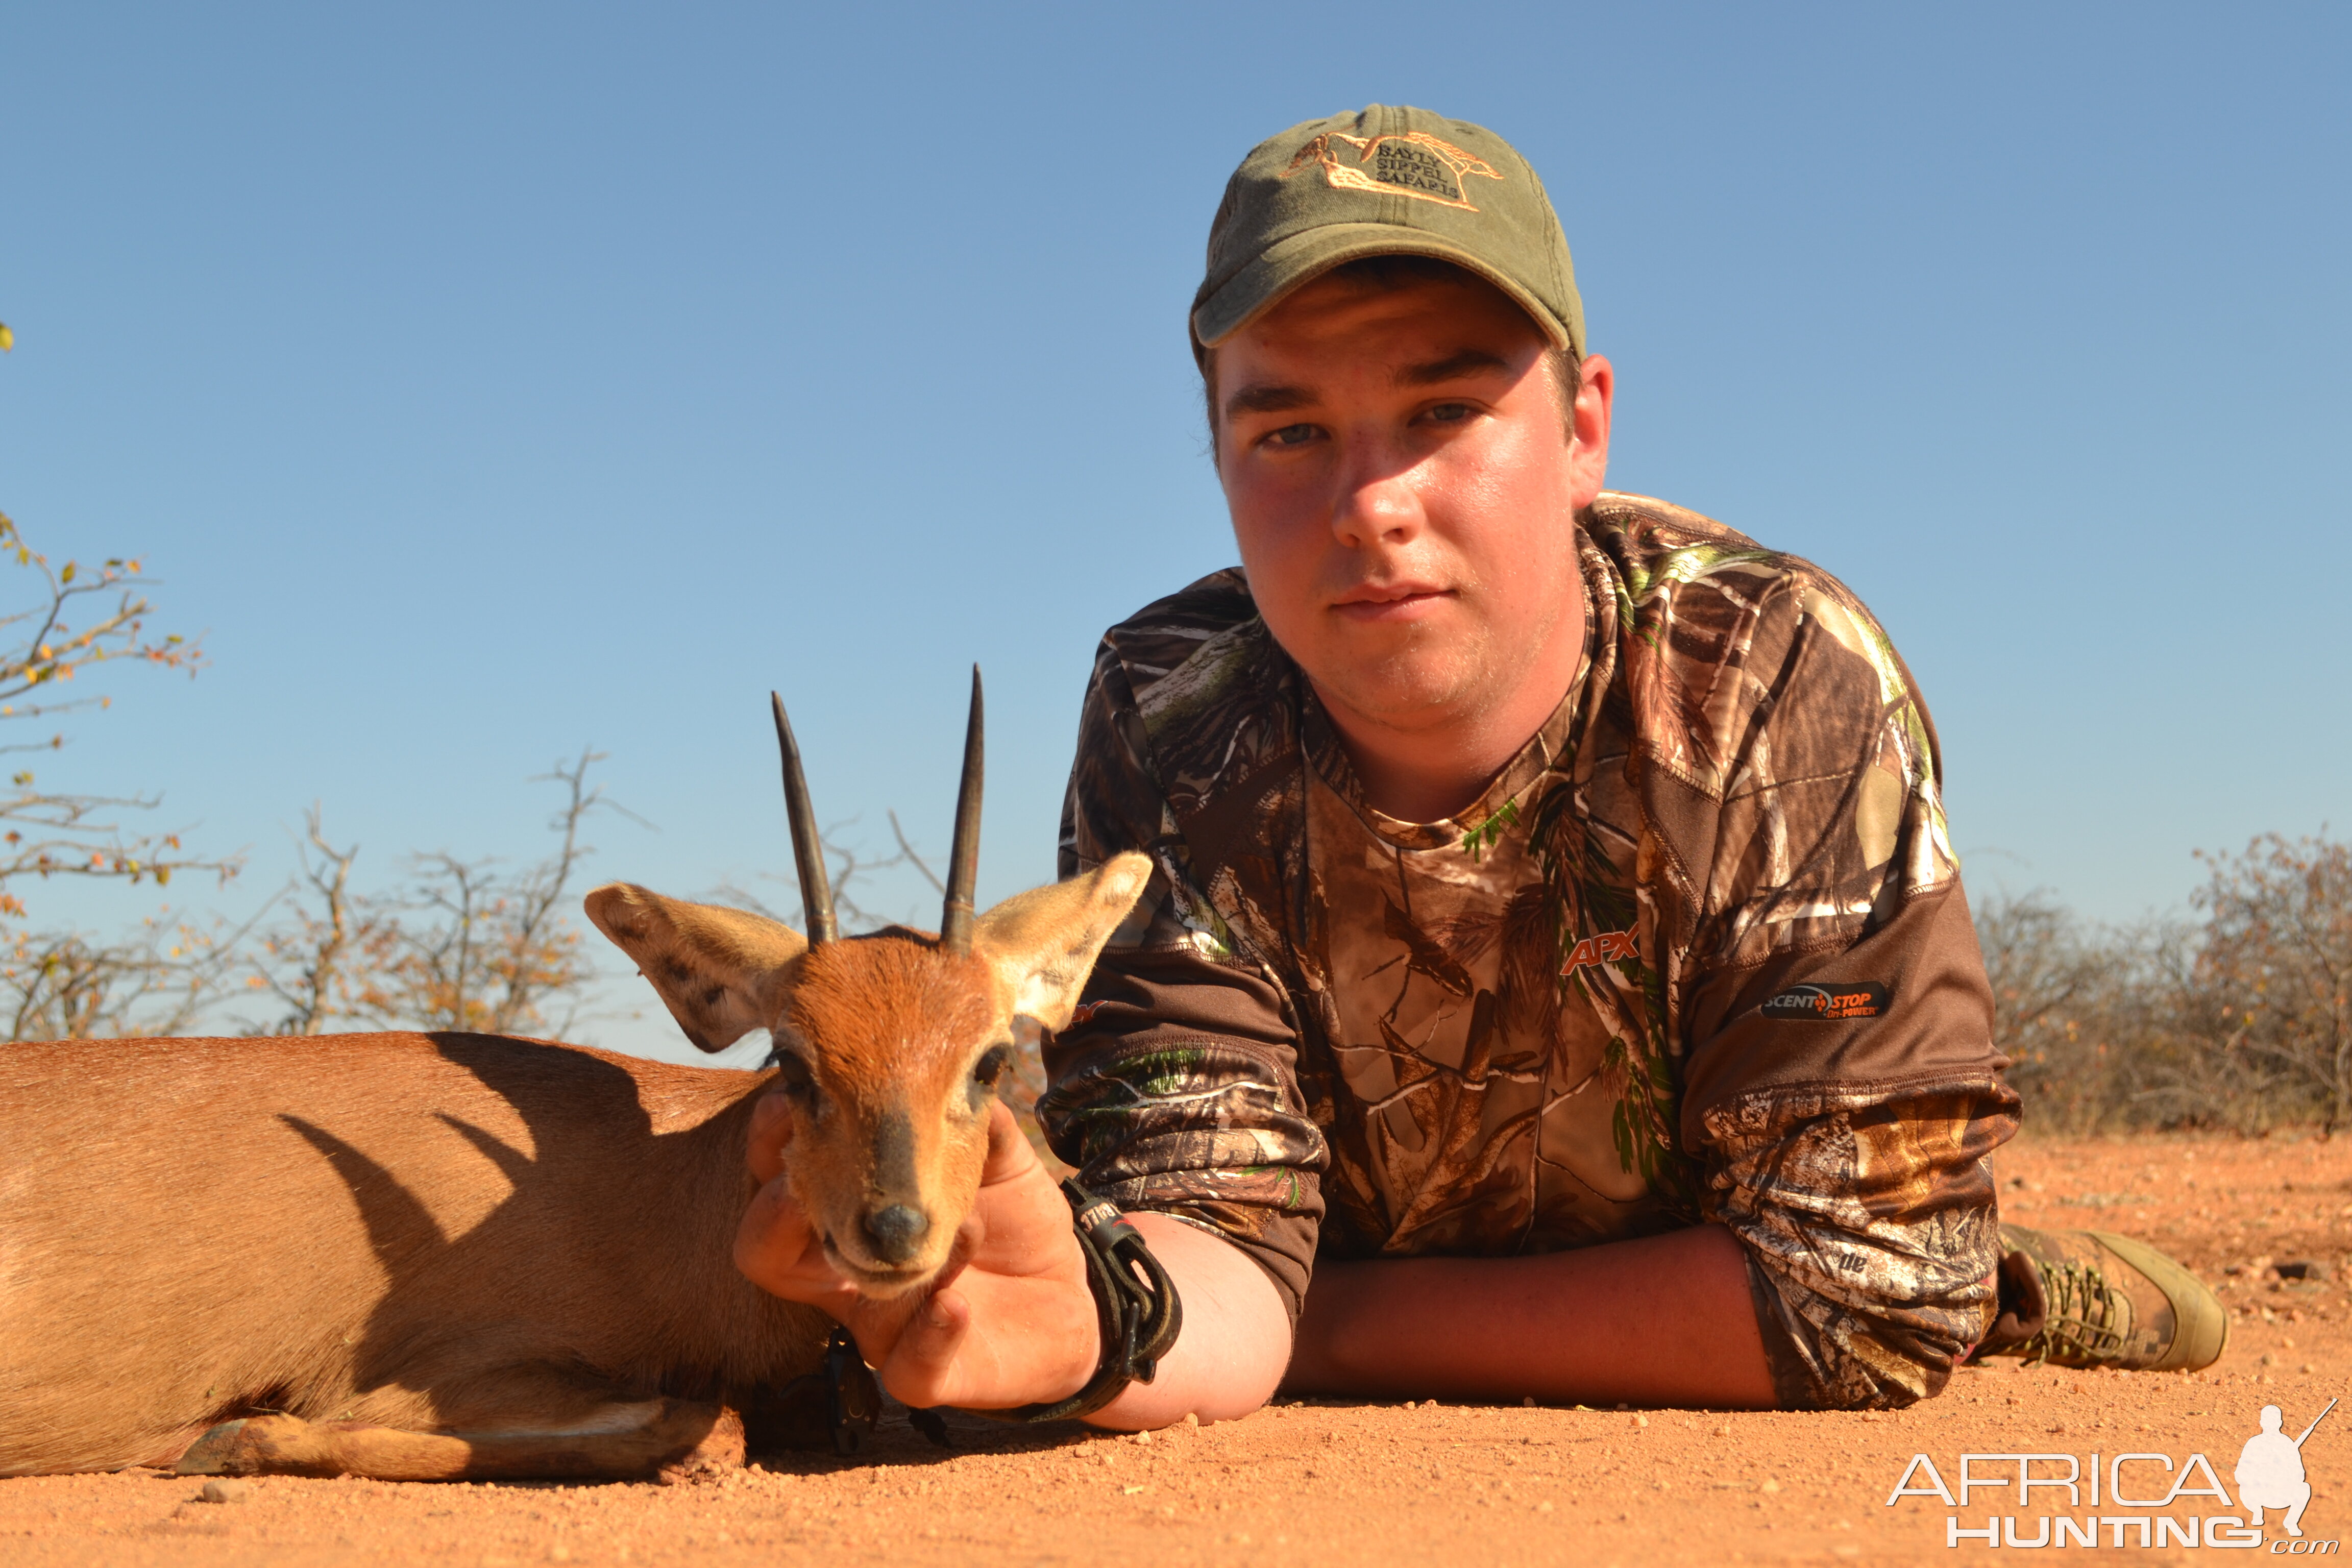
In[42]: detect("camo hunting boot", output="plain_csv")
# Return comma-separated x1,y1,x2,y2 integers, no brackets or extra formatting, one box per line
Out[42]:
1972,1224,2228,1372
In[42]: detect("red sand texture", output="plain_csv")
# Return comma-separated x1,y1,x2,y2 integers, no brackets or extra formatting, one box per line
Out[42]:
4,1131,2346,1566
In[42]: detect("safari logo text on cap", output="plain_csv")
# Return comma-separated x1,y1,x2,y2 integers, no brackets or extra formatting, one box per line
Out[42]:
1282,130,1504,212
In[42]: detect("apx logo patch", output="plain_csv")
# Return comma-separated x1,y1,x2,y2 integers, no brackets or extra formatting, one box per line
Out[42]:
1760,982,1891,1021
1560,929,1639,977
1282,130,1503,211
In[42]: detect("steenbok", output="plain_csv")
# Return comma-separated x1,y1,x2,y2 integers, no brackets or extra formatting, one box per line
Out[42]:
0,675,1148,1480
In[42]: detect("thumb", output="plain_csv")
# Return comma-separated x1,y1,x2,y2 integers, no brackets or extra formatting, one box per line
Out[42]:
979,1096,1042,1188
747,1091,794,1184
876,1283,975,1410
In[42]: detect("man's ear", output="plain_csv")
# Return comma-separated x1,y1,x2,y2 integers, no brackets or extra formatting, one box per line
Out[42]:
583,883,806,1052
971,852,1154,1032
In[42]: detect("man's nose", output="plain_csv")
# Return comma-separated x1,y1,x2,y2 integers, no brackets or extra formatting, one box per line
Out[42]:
861,1203,930,1265
1328,448,1426,549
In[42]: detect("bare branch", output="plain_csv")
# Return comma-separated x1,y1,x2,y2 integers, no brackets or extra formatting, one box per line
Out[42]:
0,511,228,917
0,899,273,1041
711,815,937,935
888,810,947,895
249,806,367,1035
253,750,631,1039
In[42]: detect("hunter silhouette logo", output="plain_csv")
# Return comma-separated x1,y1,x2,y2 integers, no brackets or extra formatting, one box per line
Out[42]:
1281,131,1503,211
2240,1398,2335,1538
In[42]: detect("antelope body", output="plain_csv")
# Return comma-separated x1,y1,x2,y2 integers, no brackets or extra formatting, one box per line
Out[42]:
0,680,1151,1480
1,1031,801,1478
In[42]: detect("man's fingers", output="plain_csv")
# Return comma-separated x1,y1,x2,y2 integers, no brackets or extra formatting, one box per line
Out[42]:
732,1173,860,1317
747,1092,794,1184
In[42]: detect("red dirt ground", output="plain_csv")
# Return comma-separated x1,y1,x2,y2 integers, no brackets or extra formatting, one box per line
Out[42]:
5,1130,2346,1566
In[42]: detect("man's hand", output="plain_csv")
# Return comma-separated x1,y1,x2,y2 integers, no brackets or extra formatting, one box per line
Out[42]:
733,1093,1100,1412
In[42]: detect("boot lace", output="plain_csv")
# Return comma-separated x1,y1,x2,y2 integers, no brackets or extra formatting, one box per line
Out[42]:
2019,1259,2128,1364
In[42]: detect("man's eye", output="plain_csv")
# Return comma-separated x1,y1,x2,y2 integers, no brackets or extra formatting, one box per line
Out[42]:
1264,423,1320,448
1424,402,1475,424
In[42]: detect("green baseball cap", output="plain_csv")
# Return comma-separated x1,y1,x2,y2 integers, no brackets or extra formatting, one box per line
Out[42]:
1191,104,1585,362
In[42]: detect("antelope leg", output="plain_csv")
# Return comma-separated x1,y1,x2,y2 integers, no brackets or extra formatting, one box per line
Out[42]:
175,1399,745,1482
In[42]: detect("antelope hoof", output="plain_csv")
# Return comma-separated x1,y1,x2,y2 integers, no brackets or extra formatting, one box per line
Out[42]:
178,1414,344,1478
654,1406,746,1485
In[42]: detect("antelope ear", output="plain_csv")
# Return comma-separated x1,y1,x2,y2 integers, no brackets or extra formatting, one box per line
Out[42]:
584,882,806,1052
971,852,1154,1032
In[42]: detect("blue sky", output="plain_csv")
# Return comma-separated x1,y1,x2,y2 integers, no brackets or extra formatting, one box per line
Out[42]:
3,3,2346,1056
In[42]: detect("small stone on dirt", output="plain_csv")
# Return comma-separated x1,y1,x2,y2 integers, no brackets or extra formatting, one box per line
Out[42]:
198,1480,250,1505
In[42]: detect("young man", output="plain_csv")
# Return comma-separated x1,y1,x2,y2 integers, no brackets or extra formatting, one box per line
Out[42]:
736,105,2224,1422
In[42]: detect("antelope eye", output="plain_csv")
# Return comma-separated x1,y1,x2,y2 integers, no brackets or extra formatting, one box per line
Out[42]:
972,1045,1012,1091
771,1050,815,1096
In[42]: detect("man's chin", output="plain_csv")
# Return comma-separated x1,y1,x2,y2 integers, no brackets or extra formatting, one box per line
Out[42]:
1304,663,1489,735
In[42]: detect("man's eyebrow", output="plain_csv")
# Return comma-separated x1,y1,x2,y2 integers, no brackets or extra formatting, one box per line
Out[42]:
1221,383,1317,420
1394,349,1513,387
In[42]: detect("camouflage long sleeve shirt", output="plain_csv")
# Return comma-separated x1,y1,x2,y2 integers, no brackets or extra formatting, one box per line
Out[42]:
1038,492,2019,1410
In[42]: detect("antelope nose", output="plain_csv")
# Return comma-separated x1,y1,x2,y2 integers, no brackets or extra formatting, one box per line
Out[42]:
861,1204,929,1264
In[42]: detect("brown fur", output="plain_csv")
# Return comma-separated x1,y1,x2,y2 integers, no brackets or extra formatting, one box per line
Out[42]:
0,852,1151,1480
779,938,1002,1289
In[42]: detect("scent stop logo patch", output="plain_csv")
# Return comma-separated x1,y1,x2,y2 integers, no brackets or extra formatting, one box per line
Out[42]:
1760,981,1891,1021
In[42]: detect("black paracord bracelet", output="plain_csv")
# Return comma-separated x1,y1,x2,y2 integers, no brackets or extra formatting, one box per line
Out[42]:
966,1178,1184,1426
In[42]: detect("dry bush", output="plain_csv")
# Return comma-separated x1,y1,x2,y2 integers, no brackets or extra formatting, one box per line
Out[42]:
249,750,629,1039
0,912,250,1041
2193,833,2352,1129
1981,830,2352,1134
1975,887,2125,1131
0,511,236,918
0,503,247,1039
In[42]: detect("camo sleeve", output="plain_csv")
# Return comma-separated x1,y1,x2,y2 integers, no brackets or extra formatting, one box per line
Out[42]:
1655,567,2018,1410
1678,887,2019,1410
1038,645,1329,1319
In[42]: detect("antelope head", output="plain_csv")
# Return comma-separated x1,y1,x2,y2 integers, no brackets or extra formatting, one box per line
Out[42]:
584,671,1150,1296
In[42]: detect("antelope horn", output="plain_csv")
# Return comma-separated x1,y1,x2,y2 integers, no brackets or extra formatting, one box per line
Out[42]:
940,666,983,955
771,692,838,946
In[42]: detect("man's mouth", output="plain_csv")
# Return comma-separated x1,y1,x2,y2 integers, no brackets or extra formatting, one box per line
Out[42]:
1331,582,1451,622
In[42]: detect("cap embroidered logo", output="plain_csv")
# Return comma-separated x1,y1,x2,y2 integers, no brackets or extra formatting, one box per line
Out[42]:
1280,131,1504,212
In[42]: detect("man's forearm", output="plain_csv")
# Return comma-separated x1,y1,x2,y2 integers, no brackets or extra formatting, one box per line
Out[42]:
1283,1222,1778,1409
1084,1212,1292,1430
